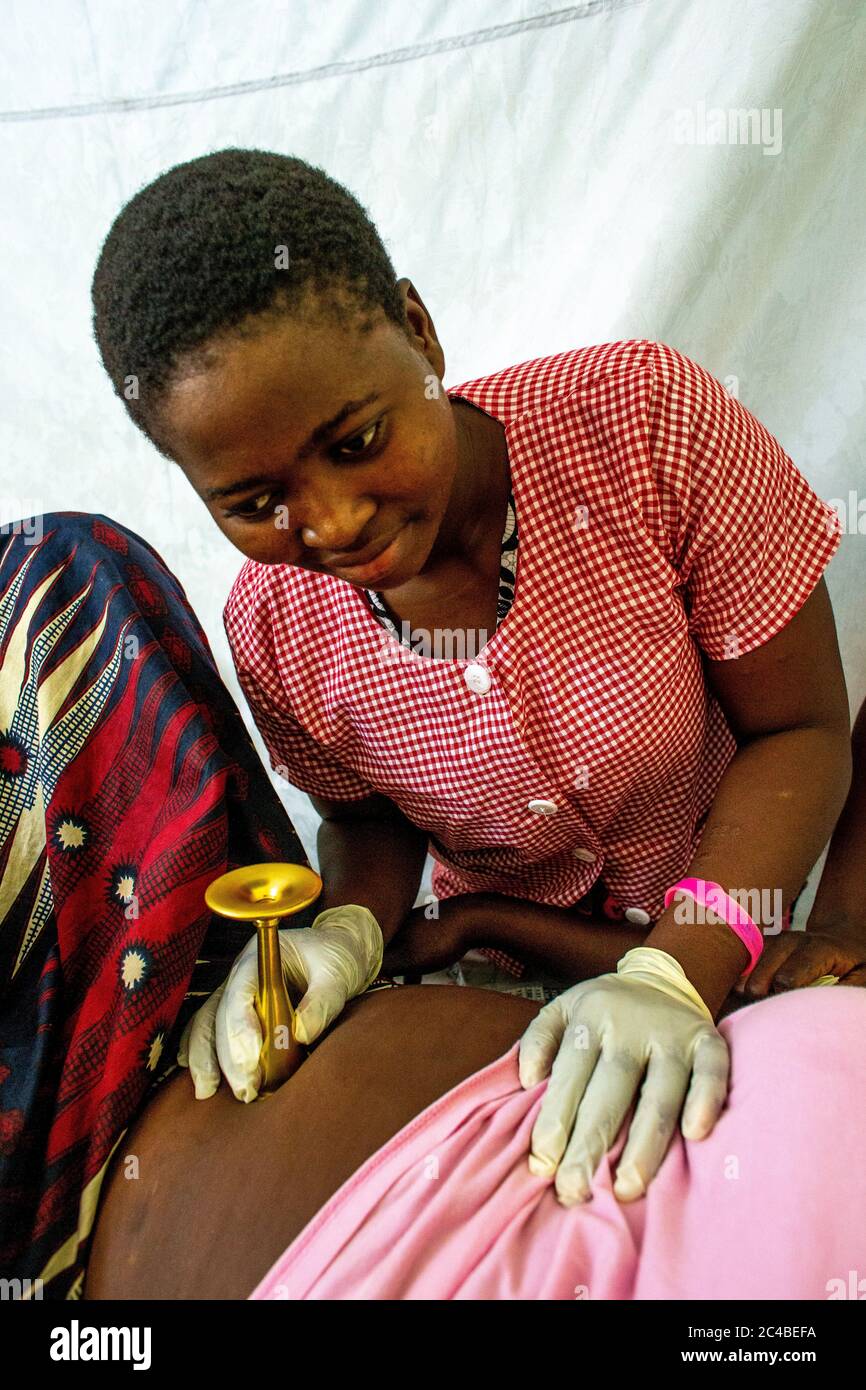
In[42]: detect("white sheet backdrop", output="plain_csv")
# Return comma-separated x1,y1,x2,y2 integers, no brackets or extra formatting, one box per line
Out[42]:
2,0,864,924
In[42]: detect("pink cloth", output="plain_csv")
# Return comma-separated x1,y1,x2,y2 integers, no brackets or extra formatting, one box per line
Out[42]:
249,988,866,1300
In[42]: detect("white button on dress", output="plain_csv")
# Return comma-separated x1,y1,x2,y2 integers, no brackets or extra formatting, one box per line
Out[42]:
527,799,558,815
624,906,651,926
464,662,492,695
572,846,596,863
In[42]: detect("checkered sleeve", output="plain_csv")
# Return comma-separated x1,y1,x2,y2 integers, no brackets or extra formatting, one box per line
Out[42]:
645,340,842,661
224,573,378,803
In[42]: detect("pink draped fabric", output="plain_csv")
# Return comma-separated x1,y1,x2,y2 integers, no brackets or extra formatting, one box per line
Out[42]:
249,988,866,1300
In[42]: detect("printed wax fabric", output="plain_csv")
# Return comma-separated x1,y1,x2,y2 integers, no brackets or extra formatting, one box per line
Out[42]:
0,513,316,1299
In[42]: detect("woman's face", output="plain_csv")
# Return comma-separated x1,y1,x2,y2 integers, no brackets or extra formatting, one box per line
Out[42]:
155,283,462,589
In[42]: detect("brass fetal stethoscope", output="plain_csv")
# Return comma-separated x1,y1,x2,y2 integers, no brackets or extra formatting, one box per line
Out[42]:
205,863,323,1094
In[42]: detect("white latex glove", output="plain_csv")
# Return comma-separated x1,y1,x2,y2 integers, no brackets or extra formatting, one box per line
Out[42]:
518,946,730,1205
177,904,383,1102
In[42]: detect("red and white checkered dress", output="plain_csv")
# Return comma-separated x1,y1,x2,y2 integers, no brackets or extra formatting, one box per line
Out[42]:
224,339,841,974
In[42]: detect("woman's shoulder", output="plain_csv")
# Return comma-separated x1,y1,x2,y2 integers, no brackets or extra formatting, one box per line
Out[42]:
223,557,341,657
447,339,658,426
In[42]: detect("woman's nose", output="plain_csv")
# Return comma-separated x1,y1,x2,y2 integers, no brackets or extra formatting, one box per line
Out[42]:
296,497,377,555
301,518,358,552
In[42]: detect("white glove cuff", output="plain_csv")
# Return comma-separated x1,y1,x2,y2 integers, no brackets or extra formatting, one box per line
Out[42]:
616,945,714,1022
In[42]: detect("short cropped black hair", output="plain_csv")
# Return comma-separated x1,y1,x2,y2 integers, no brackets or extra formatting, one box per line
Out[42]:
91,147,407,457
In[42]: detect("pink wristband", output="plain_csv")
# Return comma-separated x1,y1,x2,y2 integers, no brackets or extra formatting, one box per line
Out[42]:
663,876,764,976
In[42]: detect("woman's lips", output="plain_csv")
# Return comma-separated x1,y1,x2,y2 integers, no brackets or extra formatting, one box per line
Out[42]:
327,526,407,584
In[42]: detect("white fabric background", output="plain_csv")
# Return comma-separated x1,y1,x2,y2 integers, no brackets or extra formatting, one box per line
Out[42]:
1,0,863,924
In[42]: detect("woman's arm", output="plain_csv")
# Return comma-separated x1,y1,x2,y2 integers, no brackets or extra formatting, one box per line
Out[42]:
807,693,866,934
644,580,852,1016
383,892,647,979
309,791,430,945
731,693,866,997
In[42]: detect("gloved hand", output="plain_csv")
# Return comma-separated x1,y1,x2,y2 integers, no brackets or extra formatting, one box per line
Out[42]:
518,946,730,1205
178,904,383,1102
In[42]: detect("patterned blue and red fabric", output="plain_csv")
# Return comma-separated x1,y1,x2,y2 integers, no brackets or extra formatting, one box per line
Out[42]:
0,513,317,1299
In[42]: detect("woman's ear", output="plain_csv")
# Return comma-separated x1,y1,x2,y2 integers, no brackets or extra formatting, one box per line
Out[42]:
396,278,446,378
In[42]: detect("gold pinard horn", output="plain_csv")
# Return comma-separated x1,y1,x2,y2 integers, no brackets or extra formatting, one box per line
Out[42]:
205,863,323,1093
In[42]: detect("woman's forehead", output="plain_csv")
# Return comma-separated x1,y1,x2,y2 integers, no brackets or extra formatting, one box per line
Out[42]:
164,316,397,446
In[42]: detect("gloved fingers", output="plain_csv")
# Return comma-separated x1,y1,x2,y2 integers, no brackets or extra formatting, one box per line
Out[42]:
215,966,264,1103
276,932,309,991
553,1044,644,1204
176,987,223,1100
518,995,573,1089
612,1049,691,1201
292,975,351,1044
284,924,376,1004
527,1021,602,1179
681,1031,730,1140
176,1014,193,1069
306,907,384,988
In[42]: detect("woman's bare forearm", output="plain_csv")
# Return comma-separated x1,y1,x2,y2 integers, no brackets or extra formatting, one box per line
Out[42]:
809,696,866,932
315,810,429,946
645,723,852,1016
465,893,647,979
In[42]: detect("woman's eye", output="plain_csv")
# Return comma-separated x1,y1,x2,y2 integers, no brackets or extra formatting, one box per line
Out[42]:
222,420,385,520
226,492,275,519
337,420,384,459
